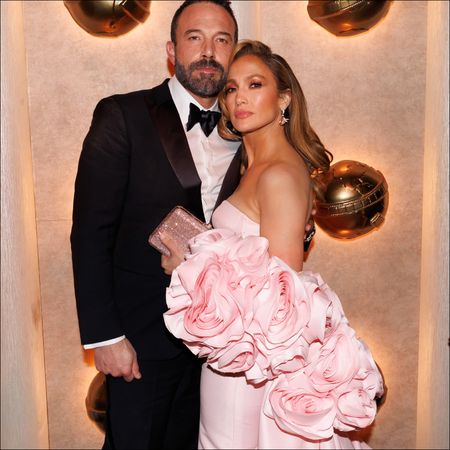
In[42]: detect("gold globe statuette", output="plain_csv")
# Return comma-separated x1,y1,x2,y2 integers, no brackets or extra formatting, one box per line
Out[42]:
307,0,392,36
86,372,107,433
313,160,389,239
64,0,151,37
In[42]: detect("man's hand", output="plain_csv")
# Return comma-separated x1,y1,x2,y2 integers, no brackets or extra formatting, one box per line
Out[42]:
94,338,141,382
160,232,185,275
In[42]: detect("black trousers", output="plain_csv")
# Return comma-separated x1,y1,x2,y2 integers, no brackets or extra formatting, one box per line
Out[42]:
103,351,202,450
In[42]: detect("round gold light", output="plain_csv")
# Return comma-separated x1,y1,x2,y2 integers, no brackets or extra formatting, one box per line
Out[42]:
85,372,107,433
64,0,151,37
307,0,392,37
314,160,389,239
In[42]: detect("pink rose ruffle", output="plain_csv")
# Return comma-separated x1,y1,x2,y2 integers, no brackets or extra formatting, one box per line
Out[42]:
163,229,384,440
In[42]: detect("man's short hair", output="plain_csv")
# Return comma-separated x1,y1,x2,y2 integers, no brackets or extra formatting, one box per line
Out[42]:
170,0,239,44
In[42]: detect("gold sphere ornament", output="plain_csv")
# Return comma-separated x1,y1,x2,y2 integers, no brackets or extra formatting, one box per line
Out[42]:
314,160,389,239
307,0,391,36
64,1,151,37
85,372,107,433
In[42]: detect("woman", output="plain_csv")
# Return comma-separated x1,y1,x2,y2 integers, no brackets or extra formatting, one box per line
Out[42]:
163,41,383,449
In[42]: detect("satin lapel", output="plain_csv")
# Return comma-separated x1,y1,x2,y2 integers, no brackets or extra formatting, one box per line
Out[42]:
214,145,242,212
144,84,205,221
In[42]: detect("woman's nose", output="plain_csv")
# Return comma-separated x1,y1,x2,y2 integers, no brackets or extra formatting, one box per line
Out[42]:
236,95,247,106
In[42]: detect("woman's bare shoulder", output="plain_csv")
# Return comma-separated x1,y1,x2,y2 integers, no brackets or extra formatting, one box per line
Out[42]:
257,157,311,195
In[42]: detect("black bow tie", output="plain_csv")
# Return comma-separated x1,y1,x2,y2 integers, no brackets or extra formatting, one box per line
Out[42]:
186,103,221,137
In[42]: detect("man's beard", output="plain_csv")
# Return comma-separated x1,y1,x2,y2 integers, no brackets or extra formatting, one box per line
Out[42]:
175,58,227,98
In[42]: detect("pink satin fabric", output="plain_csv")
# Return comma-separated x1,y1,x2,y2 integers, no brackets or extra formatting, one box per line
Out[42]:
164,201,381,449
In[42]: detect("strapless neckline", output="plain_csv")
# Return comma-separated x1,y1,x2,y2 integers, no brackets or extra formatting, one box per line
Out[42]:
222,200,260,226
212,200,260,237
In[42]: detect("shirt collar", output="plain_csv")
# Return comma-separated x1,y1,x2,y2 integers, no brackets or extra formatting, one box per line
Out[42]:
168,76,219,127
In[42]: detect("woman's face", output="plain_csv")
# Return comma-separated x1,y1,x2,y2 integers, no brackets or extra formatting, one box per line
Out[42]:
224,54,288,135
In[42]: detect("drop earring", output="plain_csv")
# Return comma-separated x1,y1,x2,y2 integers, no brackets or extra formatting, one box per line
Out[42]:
280,108,289,125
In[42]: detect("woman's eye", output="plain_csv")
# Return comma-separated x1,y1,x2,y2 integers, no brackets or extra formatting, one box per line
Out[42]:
250,82,262,89
225,87,236,95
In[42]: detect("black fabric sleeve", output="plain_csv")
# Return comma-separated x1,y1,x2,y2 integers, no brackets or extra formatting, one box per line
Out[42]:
70,96,130,345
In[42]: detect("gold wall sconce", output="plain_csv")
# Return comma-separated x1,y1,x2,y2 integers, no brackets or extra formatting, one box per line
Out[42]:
86,372,107,433
307,0,392,36
64,0,151,37
313,160,389,239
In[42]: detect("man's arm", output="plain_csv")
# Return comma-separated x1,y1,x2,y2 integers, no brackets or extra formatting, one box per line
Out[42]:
71,97,140,380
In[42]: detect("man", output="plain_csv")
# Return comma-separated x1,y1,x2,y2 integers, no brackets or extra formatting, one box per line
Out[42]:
71,1,239,448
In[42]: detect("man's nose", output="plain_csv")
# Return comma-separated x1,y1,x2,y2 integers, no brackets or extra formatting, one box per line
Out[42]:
201,39,215,58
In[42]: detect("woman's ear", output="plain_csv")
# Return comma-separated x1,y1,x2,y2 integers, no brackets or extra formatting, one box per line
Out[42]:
279,90,291,111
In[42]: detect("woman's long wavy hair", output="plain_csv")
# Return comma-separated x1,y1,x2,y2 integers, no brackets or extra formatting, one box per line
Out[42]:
218,40,332,174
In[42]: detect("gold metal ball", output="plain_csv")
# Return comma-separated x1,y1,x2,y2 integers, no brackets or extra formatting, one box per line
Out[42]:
307,0,392,37
64,0,151,37
314,160,389,239
85,372,107,433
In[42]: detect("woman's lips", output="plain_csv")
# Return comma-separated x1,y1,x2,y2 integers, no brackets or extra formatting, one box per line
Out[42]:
234,110,252,119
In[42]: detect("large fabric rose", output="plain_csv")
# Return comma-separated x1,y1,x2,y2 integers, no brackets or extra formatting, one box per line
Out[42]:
188,228,240,257
164,229,383,440
164,230,270,364
264,371,336,440
249,257,311,379
332,338,383,432
353,339,385,400
306,323,361,393
333,387,377,432
300,271,345,345
264,323,383,437
164,236,247,357
208,332,258,374
226,235,270,288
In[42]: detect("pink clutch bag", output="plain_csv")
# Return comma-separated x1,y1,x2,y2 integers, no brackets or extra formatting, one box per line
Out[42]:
148,206,210,256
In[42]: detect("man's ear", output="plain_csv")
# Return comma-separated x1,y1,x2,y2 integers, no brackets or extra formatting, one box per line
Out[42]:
166,41,176,66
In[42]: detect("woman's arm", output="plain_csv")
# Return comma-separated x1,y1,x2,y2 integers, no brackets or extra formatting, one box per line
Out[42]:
257,163,311,272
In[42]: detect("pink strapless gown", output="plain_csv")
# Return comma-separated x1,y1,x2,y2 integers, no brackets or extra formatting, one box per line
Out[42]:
198,201,371,449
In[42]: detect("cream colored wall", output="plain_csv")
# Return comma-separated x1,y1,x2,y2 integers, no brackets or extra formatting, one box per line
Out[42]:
416,2,449,448
261,2,427,449
0,2,49,449
18,1,444,449
21,2,182,447
261,1,427,448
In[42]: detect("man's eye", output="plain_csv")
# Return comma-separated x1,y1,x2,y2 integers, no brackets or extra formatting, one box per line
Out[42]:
216,37,229,44
188,35,200,41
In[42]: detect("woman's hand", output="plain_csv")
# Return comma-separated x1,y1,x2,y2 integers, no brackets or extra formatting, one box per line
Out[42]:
160,232,185,275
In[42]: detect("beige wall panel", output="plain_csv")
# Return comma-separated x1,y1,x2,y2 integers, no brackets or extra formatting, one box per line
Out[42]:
23,0,180,223
417,1,449,448
22,0,431,448
36,220,103,449
259,2,427,449
1,1,49,448
22,1,182,447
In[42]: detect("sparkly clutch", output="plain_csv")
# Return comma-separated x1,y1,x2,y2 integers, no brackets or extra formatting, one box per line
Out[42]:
148,206,210,256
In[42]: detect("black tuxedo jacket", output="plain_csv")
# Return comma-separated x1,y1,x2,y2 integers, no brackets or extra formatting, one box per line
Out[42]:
71,80,241,360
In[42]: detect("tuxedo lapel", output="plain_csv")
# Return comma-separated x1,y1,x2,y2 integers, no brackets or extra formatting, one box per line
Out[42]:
144,81,205,221
214,145,242,212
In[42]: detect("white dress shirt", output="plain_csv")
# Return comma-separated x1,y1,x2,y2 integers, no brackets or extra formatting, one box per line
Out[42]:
84,77,240,349
168,76,239,222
